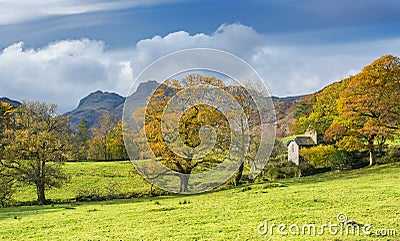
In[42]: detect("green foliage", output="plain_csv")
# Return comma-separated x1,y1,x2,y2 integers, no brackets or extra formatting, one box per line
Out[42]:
106,121,128,160
262,160,301,180
87,113,113,160
292,80,349,136
377,146,400,164
1,102,72,205
293,97,314,119
299,145,341,168
262,140,295,180
269,139,287,161
75,118,90,160
77,118,89,143
86,115,128,161
293,55,400,166
0,166,17,207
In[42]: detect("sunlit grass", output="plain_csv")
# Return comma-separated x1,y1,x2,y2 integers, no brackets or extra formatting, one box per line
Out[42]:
1,162,399,240
14,161,152,203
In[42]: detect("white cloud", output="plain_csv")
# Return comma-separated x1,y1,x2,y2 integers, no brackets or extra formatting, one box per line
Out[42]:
0,39,133,112
0,0,180,25
130,23,400,97
131,24,264,73
1,23,399,112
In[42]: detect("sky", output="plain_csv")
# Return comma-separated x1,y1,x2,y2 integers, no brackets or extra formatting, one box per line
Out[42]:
0,0,400,112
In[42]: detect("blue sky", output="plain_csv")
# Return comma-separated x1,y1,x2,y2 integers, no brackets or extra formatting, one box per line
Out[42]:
1,0,400,112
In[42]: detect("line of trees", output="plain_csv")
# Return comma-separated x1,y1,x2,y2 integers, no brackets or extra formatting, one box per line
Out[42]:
293,55,400,166
76,114,128,161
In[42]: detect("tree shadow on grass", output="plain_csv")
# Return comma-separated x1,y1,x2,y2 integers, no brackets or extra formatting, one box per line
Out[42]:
278,162,400,186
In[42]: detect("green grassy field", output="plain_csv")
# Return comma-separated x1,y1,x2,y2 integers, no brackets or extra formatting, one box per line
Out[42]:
1,162,399,240
13,161,152,203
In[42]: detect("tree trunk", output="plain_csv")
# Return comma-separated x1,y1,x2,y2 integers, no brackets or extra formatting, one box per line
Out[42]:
36,182,46,205
235,162,244,186
37,160,46,205
367,137,377,166
179,174,190,193
369,150,376,166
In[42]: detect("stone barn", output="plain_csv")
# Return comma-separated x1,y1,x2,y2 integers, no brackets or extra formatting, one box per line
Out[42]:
287,131,317,165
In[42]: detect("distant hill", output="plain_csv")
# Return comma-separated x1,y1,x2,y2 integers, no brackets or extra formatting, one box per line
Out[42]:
64,90,124,130
65,80,304,137
0,97,21,107
64,81,159,130
272,95,306,138
1,81,304,136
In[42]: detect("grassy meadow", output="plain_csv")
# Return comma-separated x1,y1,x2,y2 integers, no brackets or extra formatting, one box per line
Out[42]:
1,161,399,240
13,161,151,203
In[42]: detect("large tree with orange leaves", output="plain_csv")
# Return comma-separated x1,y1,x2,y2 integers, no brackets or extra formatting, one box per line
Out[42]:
326,55,400,165
135,74,232,192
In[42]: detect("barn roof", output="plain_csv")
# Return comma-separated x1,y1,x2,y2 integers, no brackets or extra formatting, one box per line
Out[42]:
288,136,316,146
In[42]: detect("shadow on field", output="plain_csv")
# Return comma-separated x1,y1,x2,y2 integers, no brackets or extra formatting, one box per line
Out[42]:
0,205,67,221
278,162,400,186
0,197,162,221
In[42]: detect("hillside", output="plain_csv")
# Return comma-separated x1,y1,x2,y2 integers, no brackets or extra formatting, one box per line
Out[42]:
2,162,399,240
272,95,306,137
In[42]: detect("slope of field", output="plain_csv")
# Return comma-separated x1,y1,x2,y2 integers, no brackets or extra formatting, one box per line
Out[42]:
1,162,399,240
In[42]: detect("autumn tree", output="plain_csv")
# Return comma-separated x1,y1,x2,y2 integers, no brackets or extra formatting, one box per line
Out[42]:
326,55,400,165
226,85,262,184
133,74,240,192
0,165,16,207
1,102,72,205
0,102,17,207
76,118,89,159
292,79,350,138
87,113,114,160
106,121,128,160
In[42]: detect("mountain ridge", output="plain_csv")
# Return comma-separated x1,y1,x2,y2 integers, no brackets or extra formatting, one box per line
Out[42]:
1,82,305,137
0,97,21,108
64,81,159,130
64,81,305,136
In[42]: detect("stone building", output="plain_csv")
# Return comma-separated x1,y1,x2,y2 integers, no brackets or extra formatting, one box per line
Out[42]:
287,130,317,165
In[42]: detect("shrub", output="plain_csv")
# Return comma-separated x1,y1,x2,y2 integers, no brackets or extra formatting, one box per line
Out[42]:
377,146,400,164
300,145,341,168
261,160,301,181
0,167,17,207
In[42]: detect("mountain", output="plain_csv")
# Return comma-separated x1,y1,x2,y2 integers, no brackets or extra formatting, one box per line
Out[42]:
0,97,21,107
118,80,159,123
64,81,159,130
1,81,303,137
64,90,124,130
65,80,304,137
